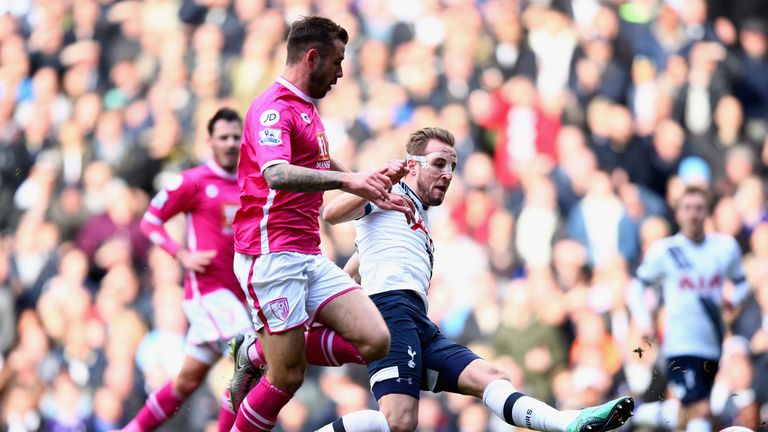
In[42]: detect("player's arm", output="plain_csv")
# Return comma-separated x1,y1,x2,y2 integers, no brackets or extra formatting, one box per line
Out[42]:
725,237,750,308
140,176,215,273
323,191,416,225
626,243,665,336
264,164,415,221
263,163,348,192
627,278,655,336
343,252,361,285
323,193,370,224
140,184,186,258
329,155,409,184
252,105,411,214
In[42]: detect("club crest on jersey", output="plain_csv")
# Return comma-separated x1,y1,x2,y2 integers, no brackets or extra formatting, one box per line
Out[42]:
301,113,311,124
316,131,330,168
258,128,282,146
205,184,218,198
259,109,280,126
269,298,290,322
221,203,238,234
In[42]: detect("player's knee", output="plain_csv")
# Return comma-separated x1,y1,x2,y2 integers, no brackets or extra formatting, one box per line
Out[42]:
385,411,417,432
485,366,509,383
173,372,205,398
687,400,710,419
358,326,391,362
269,364,306,394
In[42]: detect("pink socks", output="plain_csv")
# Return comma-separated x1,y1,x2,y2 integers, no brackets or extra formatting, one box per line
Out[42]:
123,381,183,431
248,327,364,368
231,377,291,432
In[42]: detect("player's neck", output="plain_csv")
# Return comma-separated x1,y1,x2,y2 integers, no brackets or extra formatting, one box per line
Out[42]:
682,231,705,243
281,67,312,98
402,179,428,210
209,160,237,177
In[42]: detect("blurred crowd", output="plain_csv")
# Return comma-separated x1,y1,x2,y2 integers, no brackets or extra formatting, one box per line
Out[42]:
1,0,768,431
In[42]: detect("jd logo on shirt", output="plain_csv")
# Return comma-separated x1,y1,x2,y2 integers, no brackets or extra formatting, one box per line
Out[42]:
260,109,280,126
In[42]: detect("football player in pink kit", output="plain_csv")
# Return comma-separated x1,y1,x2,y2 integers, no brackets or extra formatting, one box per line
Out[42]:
229,16,415,432
123,108,253,432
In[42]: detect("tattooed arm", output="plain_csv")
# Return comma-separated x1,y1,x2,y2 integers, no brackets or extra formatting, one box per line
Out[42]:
263,164,345,192
263,164,414,220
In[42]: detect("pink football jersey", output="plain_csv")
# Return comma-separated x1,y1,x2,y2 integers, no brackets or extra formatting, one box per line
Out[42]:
141,161,244,302
233,77,331,256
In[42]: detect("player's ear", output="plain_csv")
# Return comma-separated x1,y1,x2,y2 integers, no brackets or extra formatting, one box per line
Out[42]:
406,159,418,174
307,48,319,66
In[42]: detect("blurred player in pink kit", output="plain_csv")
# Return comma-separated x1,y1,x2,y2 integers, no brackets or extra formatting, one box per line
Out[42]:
123,108,253,432
228,15,415,432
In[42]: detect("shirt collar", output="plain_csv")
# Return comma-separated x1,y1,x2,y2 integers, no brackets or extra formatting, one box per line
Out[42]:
206,160,238,180
400,181,428,213
276,76,312,103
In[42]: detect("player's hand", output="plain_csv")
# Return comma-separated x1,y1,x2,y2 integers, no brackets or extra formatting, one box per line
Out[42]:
374,192,416,225
382,159,409,184
177,249,216,273
750,328,768,353
722,298,739,325
341,171,393,202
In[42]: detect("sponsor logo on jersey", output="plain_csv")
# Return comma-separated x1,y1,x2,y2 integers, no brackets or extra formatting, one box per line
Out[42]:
316,131,330,167
679,273,722,291
258,128,282,146
259,109,280,126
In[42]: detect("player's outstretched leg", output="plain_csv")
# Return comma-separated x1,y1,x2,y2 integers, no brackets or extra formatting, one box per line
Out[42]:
465,360,633,432
482,379,633,432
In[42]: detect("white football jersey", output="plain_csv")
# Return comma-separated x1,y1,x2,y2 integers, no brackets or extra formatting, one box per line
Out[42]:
354,182,433,309
634,233,748,359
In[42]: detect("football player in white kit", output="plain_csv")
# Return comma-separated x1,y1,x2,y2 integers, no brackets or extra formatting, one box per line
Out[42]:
629,185,750,432
317,127,634,432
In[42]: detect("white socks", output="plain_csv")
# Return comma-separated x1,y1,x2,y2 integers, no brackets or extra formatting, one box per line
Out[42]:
317,379,598,432
316,410,390,432
482,379,579,432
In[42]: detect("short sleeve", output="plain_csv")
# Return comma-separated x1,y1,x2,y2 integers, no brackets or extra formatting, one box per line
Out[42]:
635,242,666,286
724,236,746,283
247,103,294,172
146,173,198,222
